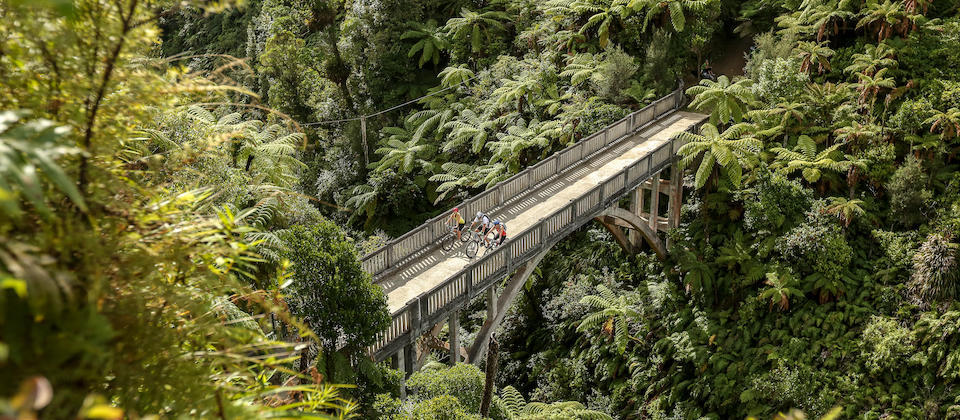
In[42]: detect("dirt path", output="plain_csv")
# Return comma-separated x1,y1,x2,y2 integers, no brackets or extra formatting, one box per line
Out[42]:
711,35,753,77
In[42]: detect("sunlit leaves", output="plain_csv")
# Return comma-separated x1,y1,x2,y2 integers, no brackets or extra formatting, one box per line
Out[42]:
770,135,863,184
0,111,86,219
686,75,756,126
439,65,476,88
676,122,761,190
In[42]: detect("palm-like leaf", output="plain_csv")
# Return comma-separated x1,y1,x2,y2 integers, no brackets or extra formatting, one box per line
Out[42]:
444,7,511,54
401,19,449,68
759,271,802,311
373,121,437,175
823,196,866,227
578,284,640,355
560,53,601,87
924,108,960,140
629,0,709,32
676,122,761,190
856,0,908,42
770,135,862,183
795,41,835,74
854,67,895,106
685,75,756,126
438,65,475,88
844,42,897,77
443,109,495,153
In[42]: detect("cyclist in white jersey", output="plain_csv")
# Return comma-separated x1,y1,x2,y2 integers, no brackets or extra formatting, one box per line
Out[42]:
470,211,493,246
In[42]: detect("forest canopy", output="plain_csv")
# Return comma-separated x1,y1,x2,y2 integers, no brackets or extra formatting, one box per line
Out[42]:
3,0,960,419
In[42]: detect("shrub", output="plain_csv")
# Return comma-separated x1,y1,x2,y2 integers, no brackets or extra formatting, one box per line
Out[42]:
887,156,933,228
742,363,834,417
593,47,639,103
405,363,486,413
859,316,913,374
406,395,482,420
889,98,936,134
908,233,959,308
777,215,853,283
740,169,814,236
574,101,630,138
750,58,809,105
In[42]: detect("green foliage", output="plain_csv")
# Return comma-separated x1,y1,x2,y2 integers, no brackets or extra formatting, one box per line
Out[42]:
770,135,863,184
887,156,933,227
495,385,613,419
402,19,450,68
686,75,756,126
444,7,512,55
408,395,484,420
280,222,389,350
750,58,811,106
908,233,959,308
578,284,640,355
859,316,913,374
17,0,960,417
0,111,86,219
406,363,486,413
743,363,835,416
676,122,762,190
740,170,814,234
777,213,853,286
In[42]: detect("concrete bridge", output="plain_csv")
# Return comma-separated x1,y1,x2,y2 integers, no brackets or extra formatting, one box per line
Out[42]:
359,88,707,373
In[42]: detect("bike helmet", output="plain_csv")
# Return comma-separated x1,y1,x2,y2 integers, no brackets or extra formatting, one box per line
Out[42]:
493,220,501,226
453,207,459,212
476,211,483,218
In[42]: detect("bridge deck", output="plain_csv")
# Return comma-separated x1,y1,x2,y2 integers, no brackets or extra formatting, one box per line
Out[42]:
381,111,707,314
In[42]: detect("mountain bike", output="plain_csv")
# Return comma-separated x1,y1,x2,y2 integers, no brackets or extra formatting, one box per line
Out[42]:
465,229,498,258
440,224,469,252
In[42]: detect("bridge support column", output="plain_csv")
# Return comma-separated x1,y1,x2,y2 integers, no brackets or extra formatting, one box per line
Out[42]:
629,187,644,246
396,344,408,399
667,163,682,248
448,311,460,365
486,288,497,321
648,172,660,231
468,248,551,364
403,343,415,376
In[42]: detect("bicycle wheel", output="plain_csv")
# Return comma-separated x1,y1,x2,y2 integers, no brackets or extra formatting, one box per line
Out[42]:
441,234,455,252
459,229,470,242
465,240,478,258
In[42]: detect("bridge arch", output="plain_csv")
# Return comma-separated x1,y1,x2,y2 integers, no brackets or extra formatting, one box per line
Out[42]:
466,247,552,363
594,207,667,260
464,205,666,363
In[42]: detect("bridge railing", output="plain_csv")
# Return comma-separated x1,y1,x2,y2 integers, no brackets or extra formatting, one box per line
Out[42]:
368,89,699,360
360,86,685,281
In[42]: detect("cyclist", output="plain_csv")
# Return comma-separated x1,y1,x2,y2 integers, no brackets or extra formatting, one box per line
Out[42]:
492,220,507,247
470,211,493,246
447,207,466,240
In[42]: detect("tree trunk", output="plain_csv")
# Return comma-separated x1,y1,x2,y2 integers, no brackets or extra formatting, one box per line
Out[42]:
479,336,499,417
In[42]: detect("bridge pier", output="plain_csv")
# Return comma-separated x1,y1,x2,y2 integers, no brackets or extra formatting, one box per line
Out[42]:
449,311,460,365
667,161,682,248
486,288,497,324
468,248,551,364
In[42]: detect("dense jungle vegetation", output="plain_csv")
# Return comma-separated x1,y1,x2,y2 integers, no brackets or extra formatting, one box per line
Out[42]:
3,0,960,418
